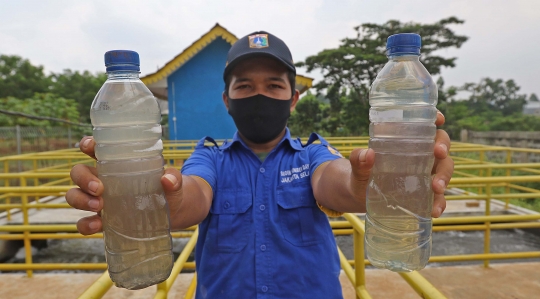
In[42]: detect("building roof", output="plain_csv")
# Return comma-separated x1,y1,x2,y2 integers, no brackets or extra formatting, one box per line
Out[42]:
141,23,313,99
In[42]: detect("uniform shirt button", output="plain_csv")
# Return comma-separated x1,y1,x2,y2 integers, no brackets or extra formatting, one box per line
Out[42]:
259,205,266,211
262,285,268,292
259,167,265,173
260,244,266,251
224,201,230,209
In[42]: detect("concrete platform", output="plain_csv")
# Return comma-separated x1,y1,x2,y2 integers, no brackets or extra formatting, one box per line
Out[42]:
1,263,539,299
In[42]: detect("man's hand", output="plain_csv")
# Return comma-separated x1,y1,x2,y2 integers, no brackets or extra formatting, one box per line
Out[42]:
314,111,454,218
430,111,453,217
348,111,453,217
66,136,209,234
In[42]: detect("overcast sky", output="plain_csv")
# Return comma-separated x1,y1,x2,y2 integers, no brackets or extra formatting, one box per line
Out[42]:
1,0,539,97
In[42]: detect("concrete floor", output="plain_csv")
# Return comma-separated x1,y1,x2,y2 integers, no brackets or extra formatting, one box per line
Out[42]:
1,262,539,299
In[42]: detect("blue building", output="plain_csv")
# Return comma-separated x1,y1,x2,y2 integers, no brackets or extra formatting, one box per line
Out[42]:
141,24,313,141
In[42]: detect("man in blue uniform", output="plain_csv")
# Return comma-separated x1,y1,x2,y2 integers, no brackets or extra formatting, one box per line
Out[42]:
67,31,453,298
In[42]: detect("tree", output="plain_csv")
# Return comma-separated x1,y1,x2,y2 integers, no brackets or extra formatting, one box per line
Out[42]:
460,78,527,116
289,92,330,136
49,70,107,123
0,55,51,99
292,17,468,136
0,93,80,127
441,78,538,139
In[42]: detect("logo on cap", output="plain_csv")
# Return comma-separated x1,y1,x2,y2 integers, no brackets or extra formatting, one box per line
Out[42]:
249,34,269,48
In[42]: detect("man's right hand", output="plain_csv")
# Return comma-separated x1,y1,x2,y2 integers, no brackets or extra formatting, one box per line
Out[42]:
66,136,210,234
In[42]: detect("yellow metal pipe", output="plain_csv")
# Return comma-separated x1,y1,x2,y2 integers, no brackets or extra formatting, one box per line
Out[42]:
0,232,194,240
428,251,540,262
338,247,373,299
353,230,366,290
20,178,33,277
432,222,540,231
330,221,351,229
333,229,354,235
398,271,448,299
0,186,74,192
343,213,366,235
0,224,79,232
433,214,540,225
183,274,197,299
78,271,114,299
450,175,540,184
0,203,71,209
507,183,540,193
445,193,540,200
154,227,199,299
41,177,72,186
484,181,492,268
0,263,108,271
0,173,70,178
454,162,540,170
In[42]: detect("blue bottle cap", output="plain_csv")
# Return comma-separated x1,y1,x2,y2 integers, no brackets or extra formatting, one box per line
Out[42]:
386,33,421,56
104,50,140,72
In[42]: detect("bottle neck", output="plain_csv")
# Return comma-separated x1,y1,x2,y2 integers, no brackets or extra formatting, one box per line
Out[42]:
388,54,420,61
106,71,140,80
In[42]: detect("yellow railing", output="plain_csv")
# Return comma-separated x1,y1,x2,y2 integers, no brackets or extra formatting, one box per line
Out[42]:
1,140,540,298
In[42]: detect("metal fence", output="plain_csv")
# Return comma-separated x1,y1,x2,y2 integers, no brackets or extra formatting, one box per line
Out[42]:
0,126,88,159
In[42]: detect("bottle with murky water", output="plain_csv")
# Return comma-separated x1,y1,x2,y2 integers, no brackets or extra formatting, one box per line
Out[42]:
365,33,438,272
90,50,174,289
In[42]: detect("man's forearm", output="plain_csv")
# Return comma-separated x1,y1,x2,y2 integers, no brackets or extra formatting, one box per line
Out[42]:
314,159,367,213
170,175,212,230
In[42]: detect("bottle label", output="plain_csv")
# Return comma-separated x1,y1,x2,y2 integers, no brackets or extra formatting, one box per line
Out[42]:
372,109,404,121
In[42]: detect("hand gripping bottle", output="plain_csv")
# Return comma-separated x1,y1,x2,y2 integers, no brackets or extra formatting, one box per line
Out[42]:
365,34,438,272
90,50,174,289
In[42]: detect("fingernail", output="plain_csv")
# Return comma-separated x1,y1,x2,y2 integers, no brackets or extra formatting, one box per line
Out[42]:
89,221,100,230
88,181,99,193
439,144,448,155
436,207,443,217
359,149,368,162
164,174,178,186
88,199,99,210
438,179,446,190
83,138,91,149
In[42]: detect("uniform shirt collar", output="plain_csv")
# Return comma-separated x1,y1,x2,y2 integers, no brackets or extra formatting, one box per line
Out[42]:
220,128,304,151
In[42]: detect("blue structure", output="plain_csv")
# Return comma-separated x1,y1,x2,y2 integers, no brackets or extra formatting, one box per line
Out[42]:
142,24,313,141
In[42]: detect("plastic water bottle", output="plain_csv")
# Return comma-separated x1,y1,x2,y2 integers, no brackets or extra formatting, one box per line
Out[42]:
365,34,437,272
90,50,174,289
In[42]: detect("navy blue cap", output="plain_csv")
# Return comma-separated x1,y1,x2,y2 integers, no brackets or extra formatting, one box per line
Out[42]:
386,33,421,56
104,50,140,72
223,31,296,81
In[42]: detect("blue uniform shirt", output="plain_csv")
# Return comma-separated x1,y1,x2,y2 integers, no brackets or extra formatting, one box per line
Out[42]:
182,128,343,299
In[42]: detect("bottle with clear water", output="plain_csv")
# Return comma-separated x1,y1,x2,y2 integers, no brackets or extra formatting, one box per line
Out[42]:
365,34,438,272
90,50,174,289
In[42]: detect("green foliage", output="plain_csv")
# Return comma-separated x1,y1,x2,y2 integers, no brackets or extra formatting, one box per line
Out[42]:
0,55,107,125
0,55,51,99
0,93,80,127
289,92,330,136
441,77,538,139
460,78,527,116
49,70,107,123
292,17,468,136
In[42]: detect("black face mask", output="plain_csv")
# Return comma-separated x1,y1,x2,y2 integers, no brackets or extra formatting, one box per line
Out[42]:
228,94,292,144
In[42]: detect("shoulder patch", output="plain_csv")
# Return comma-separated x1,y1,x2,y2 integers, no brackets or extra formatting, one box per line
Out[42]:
327,145,343,157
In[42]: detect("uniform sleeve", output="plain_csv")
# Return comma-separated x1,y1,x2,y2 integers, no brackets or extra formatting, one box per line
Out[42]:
307,143,343,176
181,147,217,192
307,142,344,217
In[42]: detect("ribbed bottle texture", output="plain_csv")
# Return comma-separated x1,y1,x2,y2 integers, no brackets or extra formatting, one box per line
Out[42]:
90,51,173,289
365,34,437,272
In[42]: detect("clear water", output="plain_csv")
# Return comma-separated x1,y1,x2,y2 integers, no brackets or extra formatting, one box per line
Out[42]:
90,74,173,289
365,54,438,272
